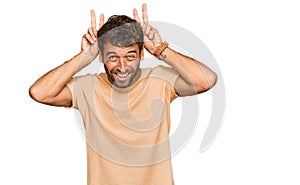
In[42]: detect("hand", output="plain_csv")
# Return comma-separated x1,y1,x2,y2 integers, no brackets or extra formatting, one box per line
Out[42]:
133,3,163,55
81,10,104,60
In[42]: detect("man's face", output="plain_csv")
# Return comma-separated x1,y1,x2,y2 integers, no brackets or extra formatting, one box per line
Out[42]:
102,42,144,88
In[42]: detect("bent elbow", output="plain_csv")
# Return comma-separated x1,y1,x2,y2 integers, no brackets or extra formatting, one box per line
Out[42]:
195,72,218,93
29,85,44,103
209,72,218,88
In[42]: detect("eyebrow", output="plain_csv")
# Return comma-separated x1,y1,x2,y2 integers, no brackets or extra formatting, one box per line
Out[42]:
106,50,137,56
127,50,137,54
106,51,117,56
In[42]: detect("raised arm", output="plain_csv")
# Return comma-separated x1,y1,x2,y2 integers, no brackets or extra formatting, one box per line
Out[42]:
29,10,104,106
133,4,217,96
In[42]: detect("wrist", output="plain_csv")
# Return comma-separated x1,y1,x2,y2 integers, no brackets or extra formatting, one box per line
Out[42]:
80,51,96,61
158,47,169,61
77,51,95,69
154,42,169,59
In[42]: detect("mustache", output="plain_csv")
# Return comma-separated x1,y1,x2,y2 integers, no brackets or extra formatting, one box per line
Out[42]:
110,67,134,74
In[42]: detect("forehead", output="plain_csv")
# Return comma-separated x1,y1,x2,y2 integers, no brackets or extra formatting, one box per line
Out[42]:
103,42,140,55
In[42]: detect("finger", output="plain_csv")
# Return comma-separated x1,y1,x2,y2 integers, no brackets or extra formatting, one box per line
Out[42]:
90,10,96,28
154,31,162,43
84,33,95,44
88,28,97,42
148,28,157,40
144,24,152,36
98,14,104,29
133,8,141,23
142,3,148,25
90,10,98,36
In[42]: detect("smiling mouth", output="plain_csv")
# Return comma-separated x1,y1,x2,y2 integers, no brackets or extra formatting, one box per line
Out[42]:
114,72,131,81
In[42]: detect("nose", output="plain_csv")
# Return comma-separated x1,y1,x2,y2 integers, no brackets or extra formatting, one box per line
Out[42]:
117,58,127,72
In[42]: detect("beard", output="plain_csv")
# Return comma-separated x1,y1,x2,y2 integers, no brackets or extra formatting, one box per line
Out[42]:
104,64,140,88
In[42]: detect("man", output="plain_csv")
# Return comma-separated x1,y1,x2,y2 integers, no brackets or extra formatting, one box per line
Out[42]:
29,3,217,185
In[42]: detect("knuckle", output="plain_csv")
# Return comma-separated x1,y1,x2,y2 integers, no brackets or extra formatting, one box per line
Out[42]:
85,34,92,40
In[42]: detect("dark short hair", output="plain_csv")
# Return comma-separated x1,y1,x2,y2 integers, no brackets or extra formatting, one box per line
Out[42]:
97,15,144,57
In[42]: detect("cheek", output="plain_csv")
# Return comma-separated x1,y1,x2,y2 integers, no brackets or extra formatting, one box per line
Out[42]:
104,62,116,70
128,60,140,69
104,63,114,73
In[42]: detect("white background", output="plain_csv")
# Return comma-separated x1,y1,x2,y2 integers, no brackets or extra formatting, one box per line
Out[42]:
1,0,300,184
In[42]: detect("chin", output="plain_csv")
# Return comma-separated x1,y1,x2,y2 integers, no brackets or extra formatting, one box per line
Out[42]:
109,68,140,88
111,72,137,88
113,81,131,88
114,82,130,88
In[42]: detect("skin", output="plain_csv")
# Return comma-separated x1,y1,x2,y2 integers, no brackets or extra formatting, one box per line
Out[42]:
29,3,217,107
103,42,144,88
133,4,217,96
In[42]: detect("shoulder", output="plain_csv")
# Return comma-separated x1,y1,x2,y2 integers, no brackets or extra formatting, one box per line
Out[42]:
142,65,179,86
71,73,98,82
67,73,98,90
73,73,98,80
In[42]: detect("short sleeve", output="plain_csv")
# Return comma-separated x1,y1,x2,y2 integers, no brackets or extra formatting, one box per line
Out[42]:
66,74,98,109
66,77,78,109
150,65,180,101
151,65,179,86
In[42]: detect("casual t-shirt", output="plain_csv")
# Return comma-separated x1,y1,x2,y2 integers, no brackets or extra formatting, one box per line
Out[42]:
67,65,179,185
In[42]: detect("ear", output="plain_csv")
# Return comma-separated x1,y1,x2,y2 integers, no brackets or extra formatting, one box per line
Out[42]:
140,47,144,60
98,49,103,63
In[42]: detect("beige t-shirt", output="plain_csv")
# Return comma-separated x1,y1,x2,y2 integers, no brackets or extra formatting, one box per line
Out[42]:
67,65,179,185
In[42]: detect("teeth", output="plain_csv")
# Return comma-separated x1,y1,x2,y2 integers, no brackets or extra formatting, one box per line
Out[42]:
116,73,129,78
